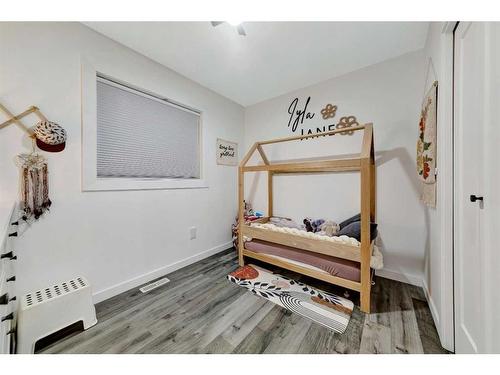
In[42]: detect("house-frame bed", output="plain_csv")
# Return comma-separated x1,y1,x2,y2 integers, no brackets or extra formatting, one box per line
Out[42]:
238,123,375,313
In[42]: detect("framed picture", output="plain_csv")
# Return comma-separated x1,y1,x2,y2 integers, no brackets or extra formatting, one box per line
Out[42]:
216,138,238,166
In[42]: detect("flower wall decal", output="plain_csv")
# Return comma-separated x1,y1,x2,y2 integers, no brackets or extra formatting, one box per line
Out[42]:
336,115,359,135
320,103,337,119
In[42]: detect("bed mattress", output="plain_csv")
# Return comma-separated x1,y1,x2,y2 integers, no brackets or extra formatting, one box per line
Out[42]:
244,239,361,282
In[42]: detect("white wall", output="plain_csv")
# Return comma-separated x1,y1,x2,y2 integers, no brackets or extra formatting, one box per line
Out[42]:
244,50,427,285
485,22,500,354
0,22,244,302
421,22,454,352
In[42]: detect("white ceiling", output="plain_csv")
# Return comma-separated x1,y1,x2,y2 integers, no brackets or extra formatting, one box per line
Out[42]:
84,22,429,106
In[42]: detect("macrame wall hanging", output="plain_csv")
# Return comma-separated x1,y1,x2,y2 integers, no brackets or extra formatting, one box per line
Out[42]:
417,81,438,208
18,152,51,221
0,102,66,222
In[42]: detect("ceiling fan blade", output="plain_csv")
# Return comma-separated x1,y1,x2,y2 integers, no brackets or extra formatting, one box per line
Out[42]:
211,21,224,27
236,25,246,36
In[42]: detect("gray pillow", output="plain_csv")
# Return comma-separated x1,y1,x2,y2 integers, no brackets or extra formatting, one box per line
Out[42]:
339,213,361,229
338,221,378,242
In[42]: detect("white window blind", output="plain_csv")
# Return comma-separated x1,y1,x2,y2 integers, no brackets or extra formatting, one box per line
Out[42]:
96,77,201,179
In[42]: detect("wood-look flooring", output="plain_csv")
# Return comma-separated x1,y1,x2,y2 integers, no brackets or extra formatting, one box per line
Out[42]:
38,249,450,354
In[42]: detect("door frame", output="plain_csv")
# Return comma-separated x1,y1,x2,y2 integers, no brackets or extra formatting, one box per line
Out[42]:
421,22,455,353
437,22,458,351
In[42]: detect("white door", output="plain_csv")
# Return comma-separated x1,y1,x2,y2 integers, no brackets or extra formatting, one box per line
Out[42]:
454,22,498,354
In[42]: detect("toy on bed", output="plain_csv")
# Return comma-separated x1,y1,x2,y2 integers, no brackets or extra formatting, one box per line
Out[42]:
303,217,323,233
232,200,266,249
319,219,340,236
303,218,340,237
302,213,379,242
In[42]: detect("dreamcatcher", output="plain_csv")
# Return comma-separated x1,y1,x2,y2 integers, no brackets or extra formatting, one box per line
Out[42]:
18,150,51,221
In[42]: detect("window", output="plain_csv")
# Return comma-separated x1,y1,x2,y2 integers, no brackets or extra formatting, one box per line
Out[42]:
82,59,206,191
96,77,201,179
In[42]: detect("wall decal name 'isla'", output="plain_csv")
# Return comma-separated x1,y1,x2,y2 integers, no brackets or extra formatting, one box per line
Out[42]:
287,96,359,138
287,97,315,132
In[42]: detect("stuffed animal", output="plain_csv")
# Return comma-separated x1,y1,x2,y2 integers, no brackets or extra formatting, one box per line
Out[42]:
303,218,325,233
319,220,340,237
305,218,340,236
243,200,254,216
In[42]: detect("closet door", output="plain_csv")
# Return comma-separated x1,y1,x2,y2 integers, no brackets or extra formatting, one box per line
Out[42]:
453,22,495,354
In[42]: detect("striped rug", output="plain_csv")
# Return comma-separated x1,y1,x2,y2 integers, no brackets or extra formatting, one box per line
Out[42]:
227,264,353,333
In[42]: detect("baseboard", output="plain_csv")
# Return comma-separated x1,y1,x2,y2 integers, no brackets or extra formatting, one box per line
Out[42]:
92,241,233,303
421,276,454,352
421,277,440,327
375,268,423,287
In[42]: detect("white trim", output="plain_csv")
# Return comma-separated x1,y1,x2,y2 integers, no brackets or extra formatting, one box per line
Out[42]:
81,57,98,191
375,268,423,287
422,277,440,328
82,177,209,192
483,21,500,354
437,24,456,353
92,241,233,303
442,21,458,34
420,22,456,353
81,58,208,191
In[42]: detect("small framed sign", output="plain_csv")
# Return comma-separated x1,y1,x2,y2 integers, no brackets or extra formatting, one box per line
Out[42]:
216,138,238,166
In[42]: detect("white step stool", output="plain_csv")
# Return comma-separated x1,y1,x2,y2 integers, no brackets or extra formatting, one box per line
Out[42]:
17,276,97,353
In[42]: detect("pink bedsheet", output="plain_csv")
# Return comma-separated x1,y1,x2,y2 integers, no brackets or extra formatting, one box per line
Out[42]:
244,239,361,282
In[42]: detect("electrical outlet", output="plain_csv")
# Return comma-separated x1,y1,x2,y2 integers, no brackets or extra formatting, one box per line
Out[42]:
189,226,197,240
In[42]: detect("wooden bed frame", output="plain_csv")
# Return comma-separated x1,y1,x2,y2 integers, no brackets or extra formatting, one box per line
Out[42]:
238,123,375,313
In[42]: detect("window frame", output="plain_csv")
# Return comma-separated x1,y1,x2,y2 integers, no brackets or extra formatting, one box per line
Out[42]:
81,58,207,191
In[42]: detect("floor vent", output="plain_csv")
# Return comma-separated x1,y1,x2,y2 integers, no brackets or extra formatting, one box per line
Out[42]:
139,278,170,293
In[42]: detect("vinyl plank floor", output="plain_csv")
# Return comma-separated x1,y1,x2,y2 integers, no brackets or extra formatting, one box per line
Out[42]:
389,280,424,354
38,248,450,354
359,319,392,354
412,298,450,354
